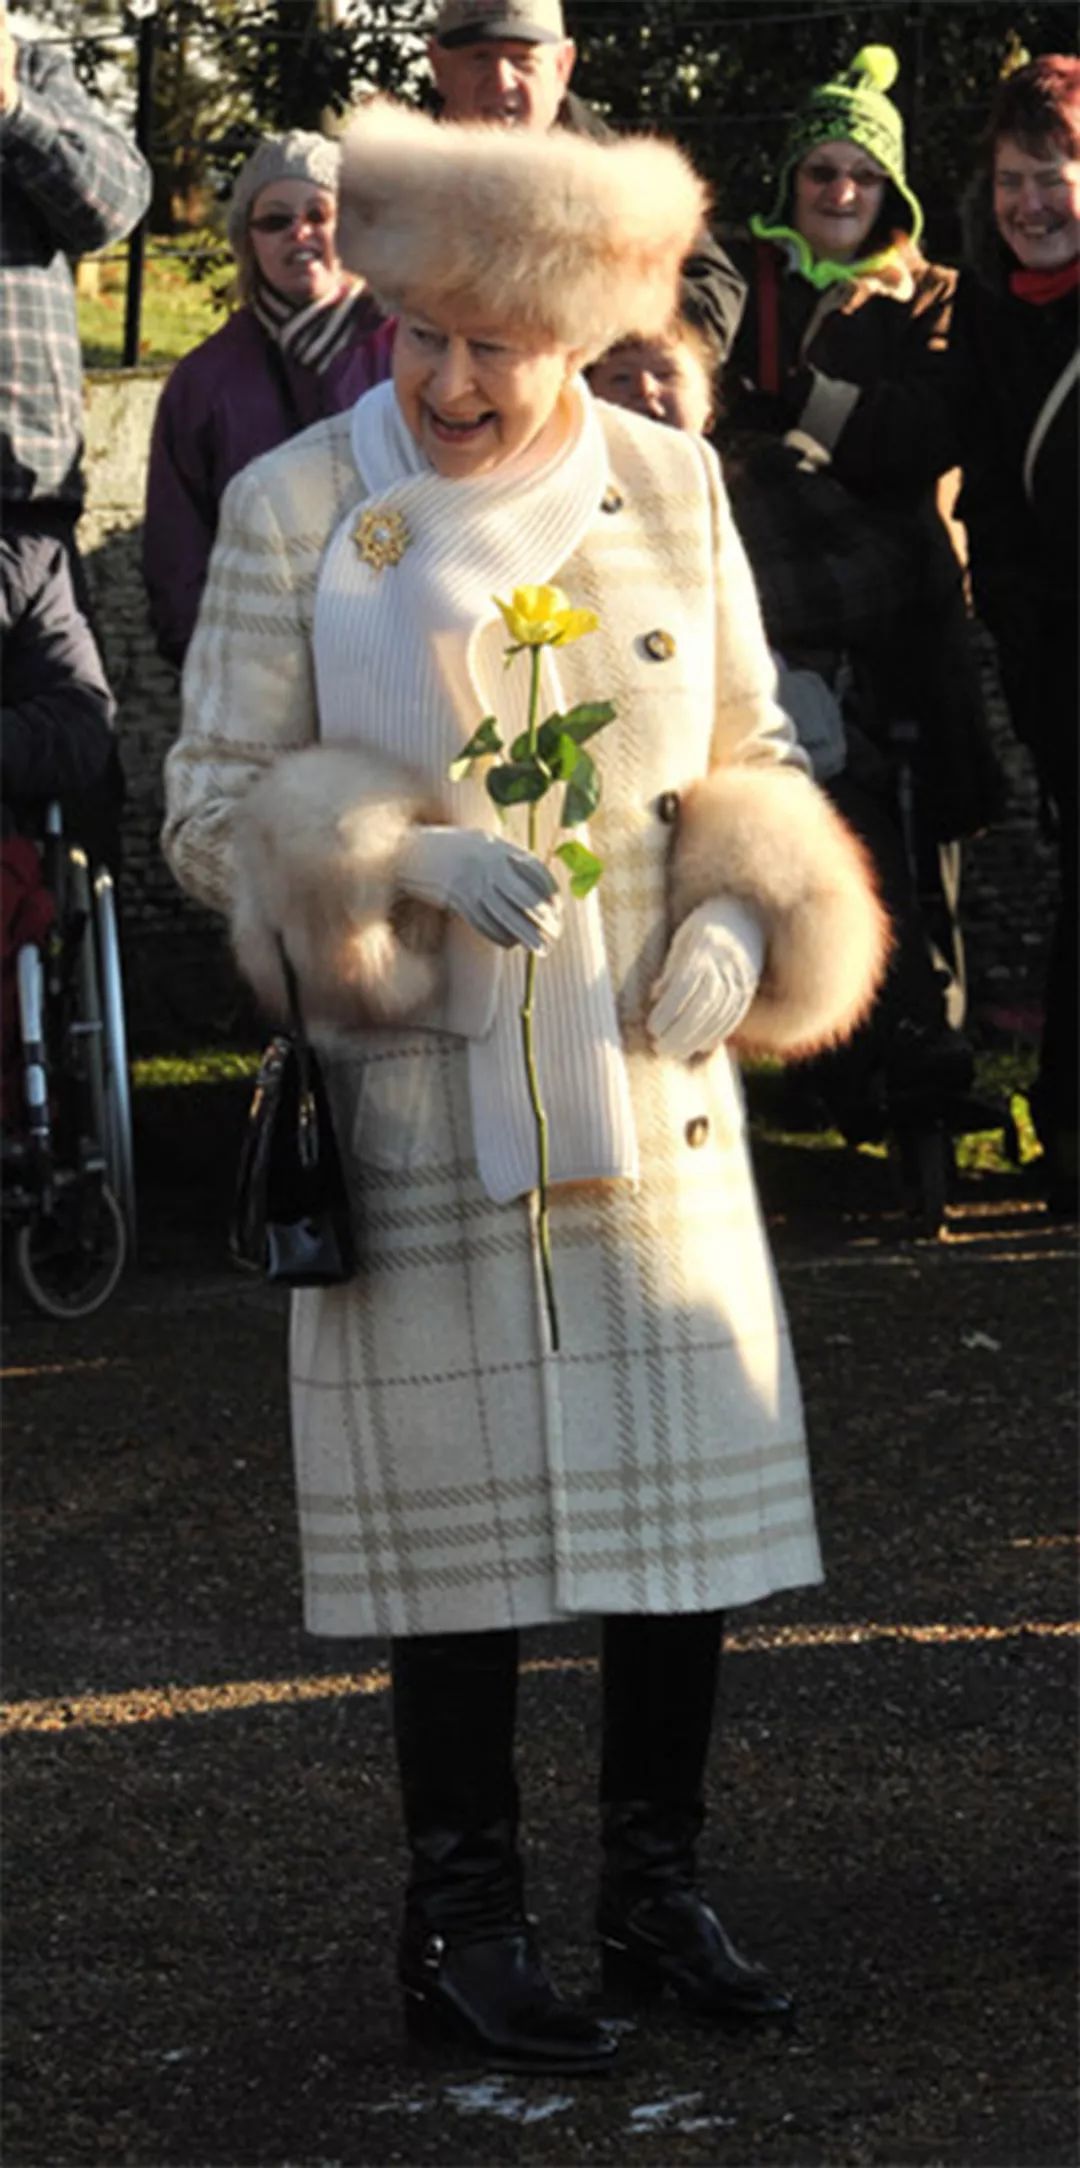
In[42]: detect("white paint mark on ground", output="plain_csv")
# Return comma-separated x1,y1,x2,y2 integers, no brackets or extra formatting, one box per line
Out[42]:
444,2078,575,2125
629,2092,705,2128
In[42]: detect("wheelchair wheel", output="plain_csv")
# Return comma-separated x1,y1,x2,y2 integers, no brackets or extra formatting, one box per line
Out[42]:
14,1177,127,1320
62,847,137,1258
94,868,137,1255
65,846,108,1143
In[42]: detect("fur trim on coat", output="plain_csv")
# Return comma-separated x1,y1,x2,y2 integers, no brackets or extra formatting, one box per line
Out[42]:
336,98,708,361
230,744,445,1027
669,765,890,1059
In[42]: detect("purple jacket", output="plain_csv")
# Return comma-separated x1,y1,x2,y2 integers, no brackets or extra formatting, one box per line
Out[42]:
143,305,396,668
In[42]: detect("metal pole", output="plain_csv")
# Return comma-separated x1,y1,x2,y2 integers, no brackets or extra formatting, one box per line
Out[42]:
122,6,157,369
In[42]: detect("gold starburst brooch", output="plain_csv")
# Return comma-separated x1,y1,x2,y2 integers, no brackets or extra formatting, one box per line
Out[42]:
353,506,410,572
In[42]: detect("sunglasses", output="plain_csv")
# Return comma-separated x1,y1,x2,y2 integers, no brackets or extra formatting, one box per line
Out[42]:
249,204,334,235
801,161,886,190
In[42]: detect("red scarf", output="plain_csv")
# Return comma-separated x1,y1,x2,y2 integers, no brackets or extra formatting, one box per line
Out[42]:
1009,259,1080,305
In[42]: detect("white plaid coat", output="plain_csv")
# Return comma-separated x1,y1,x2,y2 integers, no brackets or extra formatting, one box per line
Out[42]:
165,399,886,1638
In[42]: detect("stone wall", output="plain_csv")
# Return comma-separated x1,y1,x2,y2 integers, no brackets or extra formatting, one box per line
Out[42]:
80,369,255,1052
80,369,1055,1056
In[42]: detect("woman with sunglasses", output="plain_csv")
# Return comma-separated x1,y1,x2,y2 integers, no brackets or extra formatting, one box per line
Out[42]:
143,131,394,669
718,46,1001,1143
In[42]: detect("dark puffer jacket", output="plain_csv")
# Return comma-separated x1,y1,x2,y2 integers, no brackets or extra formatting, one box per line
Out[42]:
1,533,116,814
0,531,122,867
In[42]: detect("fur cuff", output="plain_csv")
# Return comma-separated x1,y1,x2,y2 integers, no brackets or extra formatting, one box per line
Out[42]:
669,766,890,1059
230,745,446,1028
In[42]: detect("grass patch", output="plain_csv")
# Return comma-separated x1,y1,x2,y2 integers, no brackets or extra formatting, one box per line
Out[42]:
132,1050,259,1090
131,1048,1041,1172
78,239,230,369
745,1047,1041,1176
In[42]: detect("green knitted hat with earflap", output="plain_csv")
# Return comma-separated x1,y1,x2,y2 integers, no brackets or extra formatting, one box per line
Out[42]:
761,44,924,249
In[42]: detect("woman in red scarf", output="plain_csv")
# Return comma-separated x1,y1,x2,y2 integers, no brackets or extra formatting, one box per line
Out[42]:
951,55,1080,1213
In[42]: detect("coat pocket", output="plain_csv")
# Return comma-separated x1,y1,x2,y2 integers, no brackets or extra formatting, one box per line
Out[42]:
331,1038,461,1175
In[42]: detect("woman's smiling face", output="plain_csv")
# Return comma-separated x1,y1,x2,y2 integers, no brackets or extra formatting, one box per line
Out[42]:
993,134,1080,268
792,138,887,261
392,306,583,479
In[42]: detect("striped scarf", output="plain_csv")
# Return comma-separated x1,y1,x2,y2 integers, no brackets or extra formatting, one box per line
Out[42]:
250,274,380,375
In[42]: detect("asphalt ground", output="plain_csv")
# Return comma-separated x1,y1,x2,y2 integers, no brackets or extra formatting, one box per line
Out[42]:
2,1142,1077,2168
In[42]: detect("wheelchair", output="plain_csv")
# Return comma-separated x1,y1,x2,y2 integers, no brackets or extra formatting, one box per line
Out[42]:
2,802,135,1318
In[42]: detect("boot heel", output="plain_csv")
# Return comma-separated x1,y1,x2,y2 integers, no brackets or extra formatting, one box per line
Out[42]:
600,1936,665,2006
403,1985,460,2050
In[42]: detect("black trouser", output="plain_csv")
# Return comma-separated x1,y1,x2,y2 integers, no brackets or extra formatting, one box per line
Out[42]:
1031,717,1079,1150
389,1610,725,1859
600,1610,724,1807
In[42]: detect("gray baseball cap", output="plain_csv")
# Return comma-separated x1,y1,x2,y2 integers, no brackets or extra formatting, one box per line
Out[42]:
433,0,566,47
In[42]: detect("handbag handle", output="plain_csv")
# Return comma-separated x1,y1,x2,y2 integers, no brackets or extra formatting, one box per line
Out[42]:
276,935,320,1172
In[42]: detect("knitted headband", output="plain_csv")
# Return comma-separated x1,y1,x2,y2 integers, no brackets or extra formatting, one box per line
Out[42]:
226,131,343,257
763,46,924,246
335,97,708,360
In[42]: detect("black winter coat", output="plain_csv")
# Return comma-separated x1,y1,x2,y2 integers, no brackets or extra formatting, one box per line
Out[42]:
715,230,1002,840
950,174,1078,782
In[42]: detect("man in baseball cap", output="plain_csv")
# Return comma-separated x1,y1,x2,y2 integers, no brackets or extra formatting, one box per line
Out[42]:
429,0,576,133
434,0,567,45
428,0,747,358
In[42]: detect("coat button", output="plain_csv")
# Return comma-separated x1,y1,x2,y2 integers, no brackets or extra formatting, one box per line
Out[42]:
643,628,676,661
600,485,624,513
656,790,680,824
685,1117,709,1149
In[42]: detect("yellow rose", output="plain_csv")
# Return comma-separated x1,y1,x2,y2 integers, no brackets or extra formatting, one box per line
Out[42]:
494,584,600,649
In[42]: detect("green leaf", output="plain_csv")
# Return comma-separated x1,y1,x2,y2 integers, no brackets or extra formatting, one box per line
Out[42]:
547,733,583,782
530,703,617,768
487,761,551,808
562,748,601,826
448,715,503,781
555,839,604,898
558,700,617,742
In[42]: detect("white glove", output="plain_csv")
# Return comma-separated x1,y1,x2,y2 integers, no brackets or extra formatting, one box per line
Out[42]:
397,826,563,954
647,896,766,1061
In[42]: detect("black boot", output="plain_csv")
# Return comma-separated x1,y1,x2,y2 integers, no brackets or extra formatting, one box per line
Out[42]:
597,1612,793,2027
392,1630,617,2074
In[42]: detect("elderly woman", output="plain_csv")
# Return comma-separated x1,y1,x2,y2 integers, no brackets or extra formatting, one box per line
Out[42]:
164,101,886,2074
949,55,1079,1213
143,130,394,668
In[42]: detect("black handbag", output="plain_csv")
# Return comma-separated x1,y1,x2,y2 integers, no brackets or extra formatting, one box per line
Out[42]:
230,939,356,1287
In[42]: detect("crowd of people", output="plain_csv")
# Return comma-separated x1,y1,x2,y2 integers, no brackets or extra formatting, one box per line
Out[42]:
3,0,1077,2077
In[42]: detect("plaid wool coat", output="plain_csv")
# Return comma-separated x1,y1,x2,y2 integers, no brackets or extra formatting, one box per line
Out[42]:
165,398,886,1638
1,38,150,509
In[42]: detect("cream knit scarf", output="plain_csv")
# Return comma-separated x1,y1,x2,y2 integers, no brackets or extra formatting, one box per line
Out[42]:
312,377,639,1205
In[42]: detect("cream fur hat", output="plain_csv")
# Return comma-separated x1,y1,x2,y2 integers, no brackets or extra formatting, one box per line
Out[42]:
336,98,708,359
